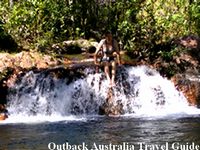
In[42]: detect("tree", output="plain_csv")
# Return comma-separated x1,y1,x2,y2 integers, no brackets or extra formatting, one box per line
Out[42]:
0,0,199,53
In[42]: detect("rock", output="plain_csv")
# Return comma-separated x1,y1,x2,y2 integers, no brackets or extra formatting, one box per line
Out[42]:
148,35,200,78
98,88,124,115
0,113,8,121
178,35,200,50
87,46,96,54
0,104,8,120
167,36,200,106
52,39,98,54
64,45,82,54
174,35,200,62
0,67,14,105
0,51,59,71
36,62,49,69
90,41,98,48
171,74,200,106
99,102,124,116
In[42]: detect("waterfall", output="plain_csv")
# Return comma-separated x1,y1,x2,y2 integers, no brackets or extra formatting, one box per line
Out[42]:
5,65,200,122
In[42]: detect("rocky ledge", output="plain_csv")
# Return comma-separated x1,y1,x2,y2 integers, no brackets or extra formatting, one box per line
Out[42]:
158,35,200,107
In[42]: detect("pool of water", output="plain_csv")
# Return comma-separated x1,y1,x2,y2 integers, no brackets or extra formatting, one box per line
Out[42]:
1,115,200,150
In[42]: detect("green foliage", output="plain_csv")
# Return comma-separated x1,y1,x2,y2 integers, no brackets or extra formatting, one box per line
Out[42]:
159,48,178,61
189,1,200,35
117,0,199,59
2,0,72,49
0,0,199,54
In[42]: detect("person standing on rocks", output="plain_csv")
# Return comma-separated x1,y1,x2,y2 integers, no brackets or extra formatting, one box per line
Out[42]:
94,31,121,87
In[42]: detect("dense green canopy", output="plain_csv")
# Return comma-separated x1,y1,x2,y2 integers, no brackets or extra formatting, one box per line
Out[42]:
0,0,199,52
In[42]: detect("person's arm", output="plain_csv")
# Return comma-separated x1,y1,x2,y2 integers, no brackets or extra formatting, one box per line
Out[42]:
113,40,121,65
94,40,104,65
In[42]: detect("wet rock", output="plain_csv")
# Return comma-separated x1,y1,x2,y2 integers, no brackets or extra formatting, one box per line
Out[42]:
171,74,200,106
99,102,124,116
99,88,124,116
0,104,8,120
0,67,14,105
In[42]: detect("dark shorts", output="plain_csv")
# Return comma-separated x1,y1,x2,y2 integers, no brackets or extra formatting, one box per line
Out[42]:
102,56,115,63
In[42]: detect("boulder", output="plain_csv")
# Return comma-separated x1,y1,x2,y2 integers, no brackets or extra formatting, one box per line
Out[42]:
52,39,98,54
98,88,124,116
64,45,82,54
171,74,200,106
0,51,60,71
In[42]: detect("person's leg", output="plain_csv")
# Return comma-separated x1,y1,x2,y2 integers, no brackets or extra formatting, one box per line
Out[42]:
111,61,117,86
104,62,111,85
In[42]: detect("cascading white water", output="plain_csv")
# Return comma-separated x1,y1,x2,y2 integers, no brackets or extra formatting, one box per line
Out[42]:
5,65,200,123
120,66,200,116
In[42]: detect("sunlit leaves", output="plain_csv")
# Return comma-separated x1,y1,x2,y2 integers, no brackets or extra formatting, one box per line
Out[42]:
0,0,199,52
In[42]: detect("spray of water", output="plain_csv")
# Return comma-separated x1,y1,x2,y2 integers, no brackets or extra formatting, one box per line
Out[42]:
4,65,200,123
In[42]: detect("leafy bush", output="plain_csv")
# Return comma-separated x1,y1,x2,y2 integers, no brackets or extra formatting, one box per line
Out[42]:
0,0,199,55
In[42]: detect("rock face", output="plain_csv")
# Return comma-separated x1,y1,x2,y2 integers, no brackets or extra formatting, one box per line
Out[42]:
171,74,200,107
169,35,200,107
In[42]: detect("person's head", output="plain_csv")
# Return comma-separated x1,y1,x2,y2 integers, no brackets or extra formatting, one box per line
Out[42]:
104,31,112,42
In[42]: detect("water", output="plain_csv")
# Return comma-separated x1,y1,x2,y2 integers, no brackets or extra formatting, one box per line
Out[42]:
1,66,200,149
6,66,200,117
1,116,200,150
